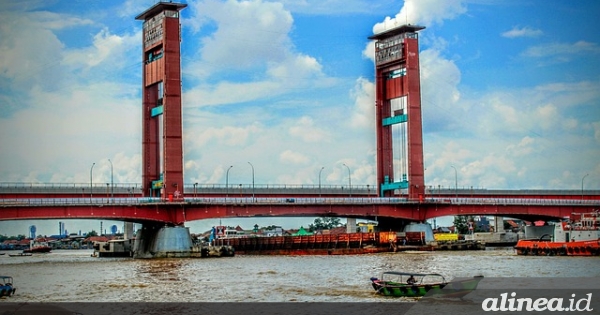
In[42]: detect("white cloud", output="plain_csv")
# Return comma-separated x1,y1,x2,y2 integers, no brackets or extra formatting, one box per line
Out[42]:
288,117,329,143
349,77,375,129
501,26,543,38
183,0,331,108
63,28,139,69
373,0,466,33
506,137,535,157
279,150,310,165
190,0,292,72
522,41,600,65
593,122,600,143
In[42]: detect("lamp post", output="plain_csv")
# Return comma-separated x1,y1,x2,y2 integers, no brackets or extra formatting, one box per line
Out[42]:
319,167,325,197
248,162,255,201
108,158,113,202
582,173,589,201
342,163,351,197
450,165,458,198
226,165,233,199
90,162,95,202
194,182,198,198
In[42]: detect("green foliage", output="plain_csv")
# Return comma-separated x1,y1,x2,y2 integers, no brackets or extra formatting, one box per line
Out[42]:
453,216,470,234
308,217,342,232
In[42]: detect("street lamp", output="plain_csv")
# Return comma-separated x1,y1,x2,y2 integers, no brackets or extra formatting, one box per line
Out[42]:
450,165,458,198
342,163,351,197
248,162,255,201
319,167,325,197
108,159,113,202
582,173,589,201
90,162,95,202
226,165,233,198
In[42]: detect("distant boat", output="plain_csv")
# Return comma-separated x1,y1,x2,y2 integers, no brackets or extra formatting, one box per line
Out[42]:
9,253,32,257
22,238,52,254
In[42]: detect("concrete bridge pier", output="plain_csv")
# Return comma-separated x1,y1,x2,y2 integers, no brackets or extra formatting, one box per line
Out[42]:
133,223,194,259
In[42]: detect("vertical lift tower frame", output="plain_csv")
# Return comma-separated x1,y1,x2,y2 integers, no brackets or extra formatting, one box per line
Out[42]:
369,25,426,200
136,2,187,199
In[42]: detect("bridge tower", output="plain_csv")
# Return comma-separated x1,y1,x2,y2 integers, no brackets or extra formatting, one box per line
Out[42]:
369,25,425,200
136,2,187,199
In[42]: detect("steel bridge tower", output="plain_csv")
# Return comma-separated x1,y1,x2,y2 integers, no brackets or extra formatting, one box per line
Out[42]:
136,2,187,199
369,25,425,200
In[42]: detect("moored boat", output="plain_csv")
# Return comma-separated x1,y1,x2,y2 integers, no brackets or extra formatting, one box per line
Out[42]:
370,271,483,298
514,210,600,256
9,253,32,257
22,238,52,254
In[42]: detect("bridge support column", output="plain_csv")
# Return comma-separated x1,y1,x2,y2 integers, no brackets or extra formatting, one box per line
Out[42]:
404,222,434,243
346,218,357,233
123,222,134,240
133,223,194,258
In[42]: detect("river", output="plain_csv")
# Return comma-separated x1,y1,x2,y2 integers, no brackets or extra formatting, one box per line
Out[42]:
0,248,597,302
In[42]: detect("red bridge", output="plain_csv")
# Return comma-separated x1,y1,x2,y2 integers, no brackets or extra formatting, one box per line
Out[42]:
1,5,598,230
1,183,598,228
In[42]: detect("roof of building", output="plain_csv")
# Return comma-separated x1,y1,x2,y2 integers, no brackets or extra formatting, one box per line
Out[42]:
368,24,426,40
135,2,187,20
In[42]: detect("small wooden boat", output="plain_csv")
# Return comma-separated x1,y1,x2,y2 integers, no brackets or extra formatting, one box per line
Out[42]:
8,253,32,257
0,276,16,297
370,271,483,298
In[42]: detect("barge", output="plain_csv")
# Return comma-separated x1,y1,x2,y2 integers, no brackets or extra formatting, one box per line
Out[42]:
214,231,433,255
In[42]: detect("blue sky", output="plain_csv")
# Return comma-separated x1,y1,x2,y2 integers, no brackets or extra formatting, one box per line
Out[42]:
1,0,599,236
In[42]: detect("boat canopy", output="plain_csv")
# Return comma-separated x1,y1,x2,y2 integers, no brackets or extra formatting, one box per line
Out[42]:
381,271,445,278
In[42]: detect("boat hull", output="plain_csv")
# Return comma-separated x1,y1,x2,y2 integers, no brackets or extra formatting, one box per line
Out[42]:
23,246,52,253
371,277,482,298
514,239,600,256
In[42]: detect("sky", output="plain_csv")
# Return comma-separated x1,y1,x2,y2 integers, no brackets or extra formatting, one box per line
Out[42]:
1,0,599,237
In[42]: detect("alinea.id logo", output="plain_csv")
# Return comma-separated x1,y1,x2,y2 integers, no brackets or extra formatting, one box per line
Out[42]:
482,292,593,312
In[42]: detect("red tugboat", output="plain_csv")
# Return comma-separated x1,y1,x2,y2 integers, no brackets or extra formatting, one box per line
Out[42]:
22,238,52,254
514,210,600,256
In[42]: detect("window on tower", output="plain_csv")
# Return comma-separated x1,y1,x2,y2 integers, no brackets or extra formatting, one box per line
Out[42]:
145,45,164,64
157,81,164,106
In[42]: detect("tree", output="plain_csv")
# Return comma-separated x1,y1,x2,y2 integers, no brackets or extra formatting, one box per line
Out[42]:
453,216,469,234
454,216,480,234
308,217,342,232
85,230,99,237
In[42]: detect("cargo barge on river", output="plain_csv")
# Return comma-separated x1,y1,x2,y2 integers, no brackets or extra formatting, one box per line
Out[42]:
213,231,434,255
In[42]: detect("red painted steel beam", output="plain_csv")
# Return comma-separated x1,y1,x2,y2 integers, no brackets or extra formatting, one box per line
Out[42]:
1,202,596,225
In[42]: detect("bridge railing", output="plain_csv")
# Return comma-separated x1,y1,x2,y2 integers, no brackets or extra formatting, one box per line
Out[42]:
0,197,598,206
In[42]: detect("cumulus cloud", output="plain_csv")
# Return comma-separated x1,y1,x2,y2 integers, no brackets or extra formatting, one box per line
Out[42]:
350,77,375,129
63,28,139,69
372,0,466,33
195,0,292,70
522,41,600,65
506,137,535,157
501,26,543,38
279,150,310,165
183,0,330,108
288,116,329,142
